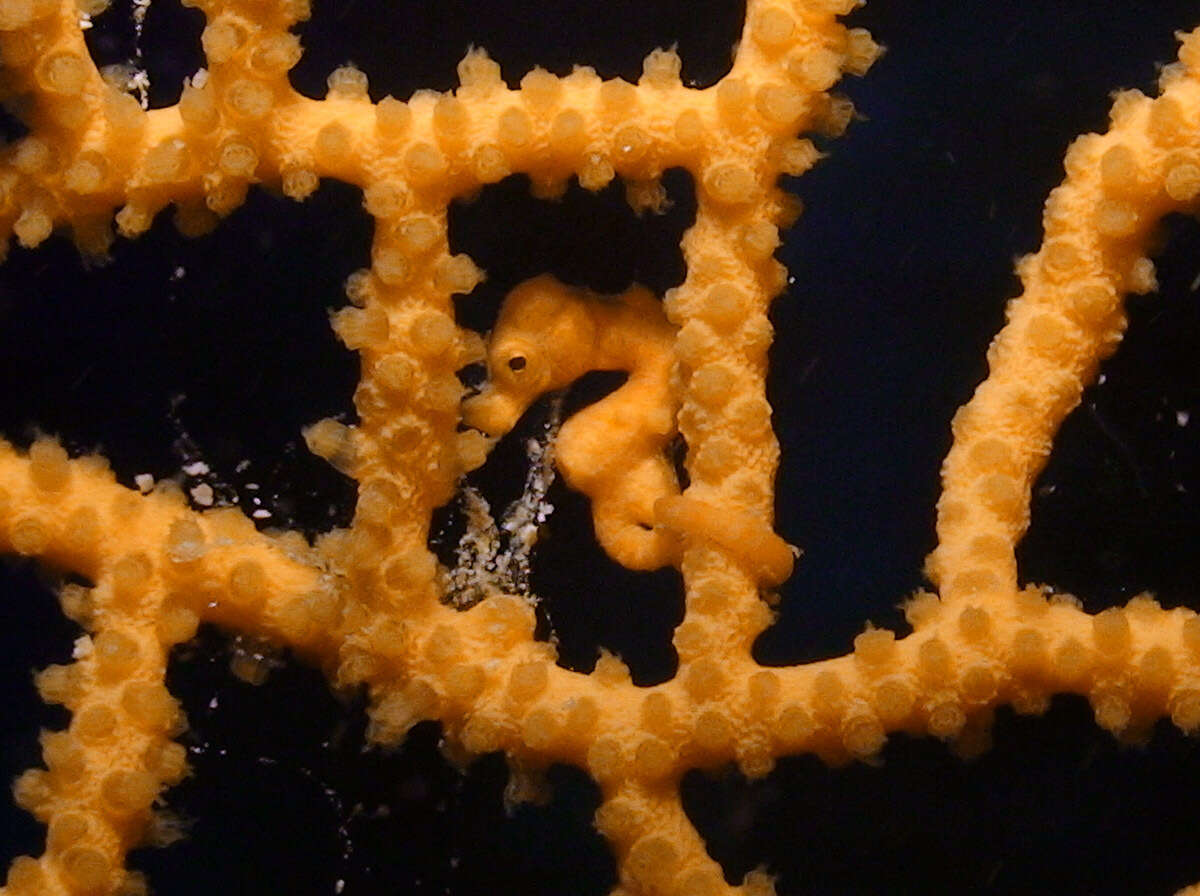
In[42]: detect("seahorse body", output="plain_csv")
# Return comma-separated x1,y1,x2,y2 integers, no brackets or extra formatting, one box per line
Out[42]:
462,274,680,570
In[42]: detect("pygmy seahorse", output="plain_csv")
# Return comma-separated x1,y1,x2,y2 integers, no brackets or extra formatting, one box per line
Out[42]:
462,274,681,571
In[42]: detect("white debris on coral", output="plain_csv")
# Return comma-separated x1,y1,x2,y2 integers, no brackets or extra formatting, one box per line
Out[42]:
130,0,153,108
446,395,563,609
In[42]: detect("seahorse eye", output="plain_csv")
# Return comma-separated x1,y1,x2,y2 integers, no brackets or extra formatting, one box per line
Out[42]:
507,355,527,372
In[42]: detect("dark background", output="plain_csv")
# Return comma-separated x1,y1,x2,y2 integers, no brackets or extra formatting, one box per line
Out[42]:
3,1,1200,894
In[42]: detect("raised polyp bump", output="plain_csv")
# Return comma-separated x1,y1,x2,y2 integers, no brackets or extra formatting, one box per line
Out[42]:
1149,95,1188,145
674,320,713,366
406,142,447,182
549,109,586,153
1093,198,1139,238
853,627,896,667
918,637,952,680
303,418,355,471
520,706,560,750
121,680,177,730
457,48,502,92
65,153,107,194
1171,687,1200,732
704,163,757,204
691,435,737,480
424,623,462,665
155,605,199,645
433,254,483,294
315,121,353,165
445,662,486,699
957,605,990,640
599,79,637,112
640,691,674,731
471,144,510,183
586,735,626,782
960,664,997,702
374,356,415,395
433,96,469,144
1165,161,1200,200
1099,143,1141,194
633,736,675,780
282,167,318,201
61,846,111,894
362,180,408,220
612,124,650,171
1091,688,1130,734
640,48,682,87
673,108,704,149
227,559,267,611
520,67,560,107
756,82,806,126
1010,628,1048,678
100,768,157,816
375,96,412,137
774,138,820,176
1138,645,1174,694
1039,237,1083,280
326,64,368,99
627,835,679,889
47,813,89,853
578,152,614,191
1093,607,1131,655
29,438,69,491
700,283,747,330
498,107,533,149
112,552,153,605
94,629,140,681
250,33,303,76
977,472,1021,517
751,6,796,50
878,682,917,727
923,694,966,736
37,51,87,96
740,220,780,260
201,18,245,64
693,708,733,751
225,78,273,120
841,711,885,756
716,78,750,119
73,703,118,743
774,702,815,747
1050,637,1092,687
966,436,1014,473
12,200,53,245
683,656,725,700
507,660,548,702
179,80,218,130
372,248,410,286
36,664,80,705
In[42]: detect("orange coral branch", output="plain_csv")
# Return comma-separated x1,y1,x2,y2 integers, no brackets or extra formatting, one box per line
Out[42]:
1,1,1199,895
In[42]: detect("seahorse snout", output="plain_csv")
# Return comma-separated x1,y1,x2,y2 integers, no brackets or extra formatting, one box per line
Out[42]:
461,387,524,437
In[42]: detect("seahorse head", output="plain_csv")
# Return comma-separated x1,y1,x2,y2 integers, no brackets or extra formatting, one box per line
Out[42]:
461,274,597,437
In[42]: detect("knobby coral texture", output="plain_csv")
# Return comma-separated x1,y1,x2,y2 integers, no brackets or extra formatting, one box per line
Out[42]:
1,0,1200,894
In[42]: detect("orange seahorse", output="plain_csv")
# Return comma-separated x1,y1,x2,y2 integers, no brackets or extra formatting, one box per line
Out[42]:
462,273,681,571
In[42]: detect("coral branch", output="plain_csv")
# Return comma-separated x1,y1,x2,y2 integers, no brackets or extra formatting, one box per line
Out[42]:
2,0,1199,894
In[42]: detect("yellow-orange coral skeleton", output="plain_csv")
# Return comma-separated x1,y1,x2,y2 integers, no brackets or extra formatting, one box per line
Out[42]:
0,0,1198,894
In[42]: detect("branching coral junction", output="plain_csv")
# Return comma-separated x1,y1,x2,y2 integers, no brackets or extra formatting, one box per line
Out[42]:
1,1,1200,895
